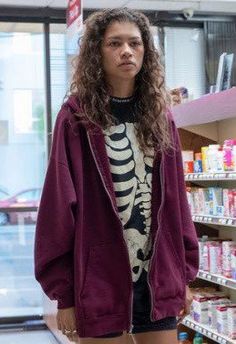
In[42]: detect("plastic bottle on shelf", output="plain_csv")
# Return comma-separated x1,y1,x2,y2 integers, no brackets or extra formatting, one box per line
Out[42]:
207,144,220,173
178,332,191,344
193,332,203,344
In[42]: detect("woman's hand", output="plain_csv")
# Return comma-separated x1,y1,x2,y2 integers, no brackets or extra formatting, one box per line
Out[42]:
57,307,79,342
177,285,193,324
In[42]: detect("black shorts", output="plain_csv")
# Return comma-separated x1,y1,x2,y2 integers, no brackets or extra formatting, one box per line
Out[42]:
94,271,177,338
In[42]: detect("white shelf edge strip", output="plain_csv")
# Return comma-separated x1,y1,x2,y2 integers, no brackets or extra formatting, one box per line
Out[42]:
197,270,236,289
182,316,236,344
185,172,236,181
192,215,236,227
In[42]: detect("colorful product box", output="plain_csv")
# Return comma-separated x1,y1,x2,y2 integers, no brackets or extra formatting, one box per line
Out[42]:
223,189,230,217
192,294,209,324
222,241,236,278
217,305,229,335
209,242,222,274
208,187,223,216
228,305,236,339
208,298,231,329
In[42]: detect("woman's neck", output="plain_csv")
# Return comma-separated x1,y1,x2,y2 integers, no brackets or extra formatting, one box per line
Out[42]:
107,78,135,98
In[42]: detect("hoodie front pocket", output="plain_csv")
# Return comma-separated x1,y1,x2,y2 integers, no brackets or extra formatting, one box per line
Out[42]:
80,242,128,319
154,230,185,300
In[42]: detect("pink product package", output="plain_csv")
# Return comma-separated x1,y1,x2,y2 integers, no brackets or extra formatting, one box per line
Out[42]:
192,294,209,324
229,190,235,218
202,242,211,272
233,189,236,218
209,242,222,275
231,249,236,280
222,241,236,278
227,305,236,339
208,298,231,329
223,189,230,217
193,188,200,215
217,305,229,335
198,188,205,215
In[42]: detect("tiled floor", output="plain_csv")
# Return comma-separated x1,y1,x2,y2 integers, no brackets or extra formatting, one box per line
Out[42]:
0,330,59,344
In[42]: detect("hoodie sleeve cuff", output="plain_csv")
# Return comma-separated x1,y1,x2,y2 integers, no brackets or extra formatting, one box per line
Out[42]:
57,291,75,309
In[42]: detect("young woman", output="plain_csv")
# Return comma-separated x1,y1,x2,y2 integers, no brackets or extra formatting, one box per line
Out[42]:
34,8,199,344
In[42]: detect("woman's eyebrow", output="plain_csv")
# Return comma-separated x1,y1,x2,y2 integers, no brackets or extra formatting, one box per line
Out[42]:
106,35,142,40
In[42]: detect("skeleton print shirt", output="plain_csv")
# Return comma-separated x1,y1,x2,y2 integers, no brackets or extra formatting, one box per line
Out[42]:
104,96,154,284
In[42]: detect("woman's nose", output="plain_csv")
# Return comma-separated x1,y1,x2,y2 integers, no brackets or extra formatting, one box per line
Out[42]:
121,43,133,57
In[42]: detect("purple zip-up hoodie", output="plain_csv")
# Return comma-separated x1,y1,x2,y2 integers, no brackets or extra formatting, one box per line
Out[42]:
34,95,199,338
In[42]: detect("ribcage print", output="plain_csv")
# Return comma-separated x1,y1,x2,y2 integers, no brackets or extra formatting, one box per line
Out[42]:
104,123,154,282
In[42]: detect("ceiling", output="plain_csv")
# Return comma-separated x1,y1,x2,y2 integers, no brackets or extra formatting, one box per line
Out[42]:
0,0,236,14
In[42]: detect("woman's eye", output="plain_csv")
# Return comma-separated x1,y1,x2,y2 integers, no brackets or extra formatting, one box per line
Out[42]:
130,41,141,47
109,41,120,47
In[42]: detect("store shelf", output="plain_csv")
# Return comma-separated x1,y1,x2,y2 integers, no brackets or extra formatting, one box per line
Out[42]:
172,88,236,128
185,172,236,182
192,215,236,227
197,270,236,290
182,316,236,344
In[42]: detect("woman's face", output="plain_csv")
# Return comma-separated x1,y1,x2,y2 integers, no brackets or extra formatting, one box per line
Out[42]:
101,21,145,82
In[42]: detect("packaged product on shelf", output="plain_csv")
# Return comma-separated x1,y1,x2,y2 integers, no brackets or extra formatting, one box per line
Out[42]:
209,241,222,274
208,298,231,329
193,332,203,344
216,304,229,335
198,236,209,270
201,147,209,173
194,152,203,173
231,249,236,279
204,189,211,216
227,305,236,339
217,148,224,172
208,187,223,216
233,145,236,171
223,139,236,172
202,242,210,272
222,241,236,278
229,190,235,218
198,188,206,215
192,294,209,324
223,189,230,217
186,187,194,213
182,150,194,174
207,144,220,173
178,332,191,344
192,188,201,214
234,189,236,217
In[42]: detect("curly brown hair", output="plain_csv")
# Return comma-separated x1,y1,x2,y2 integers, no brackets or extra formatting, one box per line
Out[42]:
70,7,172,152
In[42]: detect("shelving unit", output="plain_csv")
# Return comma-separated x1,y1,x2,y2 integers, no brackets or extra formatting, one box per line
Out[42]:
197,270,236,289
192,215,236,227
172,89,236,344
182,317,236,344
185,172,236,182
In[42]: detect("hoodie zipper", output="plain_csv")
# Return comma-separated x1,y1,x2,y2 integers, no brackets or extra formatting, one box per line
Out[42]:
87,132,134,333
147,153,165,321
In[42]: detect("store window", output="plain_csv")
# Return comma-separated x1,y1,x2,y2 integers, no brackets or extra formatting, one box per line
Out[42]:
50,23,74,126
164,27,206,100
0,22,46,319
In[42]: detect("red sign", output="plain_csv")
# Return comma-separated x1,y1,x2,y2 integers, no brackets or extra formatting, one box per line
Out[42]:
66,0,81,28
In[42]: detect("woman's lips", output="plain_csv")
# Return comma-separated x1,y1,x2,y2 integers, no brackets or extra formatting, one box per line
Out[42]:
118,62,136,69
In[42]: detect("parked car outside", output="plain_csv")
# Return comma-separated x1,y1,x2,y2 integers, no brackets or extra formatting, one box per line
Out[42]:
0,188,41,225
